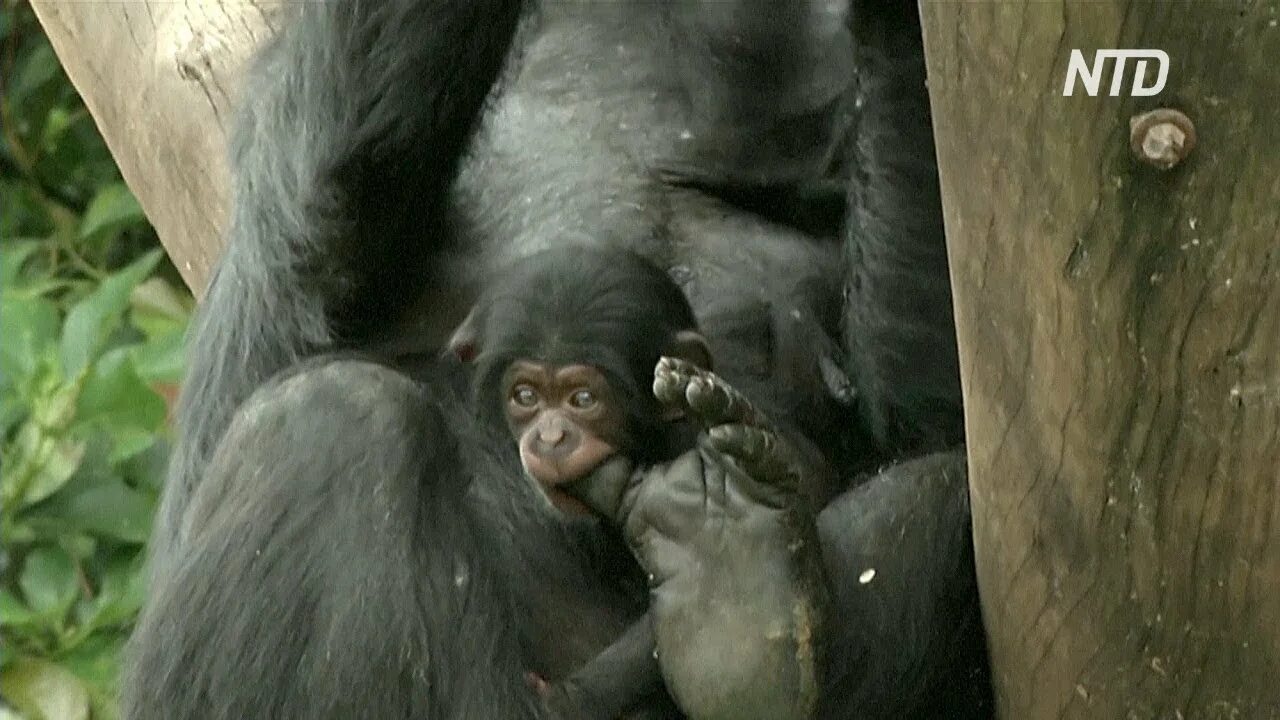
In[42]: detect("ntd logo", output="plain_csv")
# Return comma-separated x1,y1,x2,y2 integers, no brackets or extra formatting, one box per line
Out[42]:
1062,49,1169,97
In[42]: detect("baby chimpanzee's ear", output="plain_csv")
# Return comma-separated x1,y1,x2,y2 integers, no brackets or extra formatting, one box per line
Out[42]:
667,330,713,372
444,307,481,363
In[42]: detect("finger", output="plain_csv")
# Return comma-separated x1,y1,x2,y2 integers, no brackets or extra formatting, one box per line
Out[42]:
707,425,797,490
653,355,698,408
686,374,757,427
564,455,636,523
707,424,773,465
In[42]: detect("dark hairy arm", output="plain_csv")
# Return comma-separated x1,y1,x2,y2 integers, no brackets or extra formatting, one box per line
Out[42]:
157,0,524,556
841,0,963,456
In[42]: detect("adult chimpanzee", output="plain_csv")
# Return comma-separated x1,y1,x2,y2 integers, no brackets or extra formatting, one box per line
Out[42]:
459,245,834,720
123,0,991,719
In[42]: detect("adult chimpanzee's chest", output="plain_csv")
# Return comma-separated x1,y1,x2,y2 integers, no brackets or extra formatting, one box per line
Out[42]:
441,5,848,327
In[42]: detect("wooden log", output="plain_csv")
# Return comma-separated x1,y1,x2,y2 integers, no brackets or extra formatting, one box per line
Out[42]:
29,0,281,294
921,3,1280,717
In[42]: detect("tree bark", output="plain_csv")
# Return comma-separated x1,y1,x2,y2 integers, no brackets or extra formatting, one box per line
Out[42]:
29,0,281,295
921,3,1280,718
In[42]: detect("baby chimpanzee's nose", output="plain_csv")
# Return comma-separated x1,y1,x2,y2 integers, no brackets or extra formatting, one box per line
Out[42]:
538,425,566,447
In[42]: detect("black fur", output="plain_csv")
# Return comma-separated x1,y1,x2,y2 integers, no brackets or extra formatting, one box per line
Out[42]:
842,1,964,456
150,0,525,575
124,0,991,718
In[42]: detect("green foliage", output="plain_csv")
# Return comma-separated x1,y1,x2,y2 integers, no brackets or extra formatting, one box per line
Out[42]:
2,3,192,718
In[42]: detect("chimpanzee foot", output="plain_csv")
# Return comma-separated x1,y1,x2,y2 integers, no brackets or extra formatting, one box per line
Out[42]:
654,356,762,429
559,357,831,720
655,356,807,500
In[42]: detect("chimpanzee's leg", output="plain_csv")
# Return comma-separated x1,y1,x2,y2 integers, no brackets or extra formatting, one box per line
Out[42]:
816,451,993,719
124,358,546,720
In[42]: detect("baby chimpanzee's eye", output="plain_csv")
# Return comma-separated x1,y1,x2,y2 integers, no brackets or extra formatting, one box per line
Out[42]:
512,385,539,407
569,389,597,409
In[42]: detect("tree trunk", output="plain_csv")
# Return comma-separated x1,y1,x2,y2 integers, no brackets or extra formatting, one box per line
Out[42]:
921,3,1280,718
29,0,280,295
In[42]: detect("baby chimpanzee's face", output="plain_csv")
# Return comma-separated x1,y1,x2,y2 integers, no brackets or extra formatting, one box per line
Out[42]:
501,360,628,515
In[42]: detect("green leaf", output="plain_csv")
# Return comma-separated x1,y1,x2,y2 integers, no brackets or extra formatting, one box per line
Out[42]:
56,633,127,720
0,180,54,239
57,633,126,719
60,250,161,374
6,42,60,111
18,546,78,618
0,293,60,382
34,432,112,496
118,438,170,493
6,422,87,507
32,477,155,545
0,589,40,630
129,327,187,384
34,117,120,210
128,278,191,385
30,369,79,427
10,277,77,299
80,554,146,629
57,534,97,562
0,391,25,435
75,349,165,435
130,276,192,324
77,183,145,241
107,428,158,465
1,239,42,286
39,106,76,156
0,657,91,720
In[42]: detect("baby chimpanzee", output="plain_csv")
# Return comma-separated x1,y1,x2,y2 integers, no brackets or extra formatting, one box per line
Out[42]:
448,245,711,517
450,246,833,720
